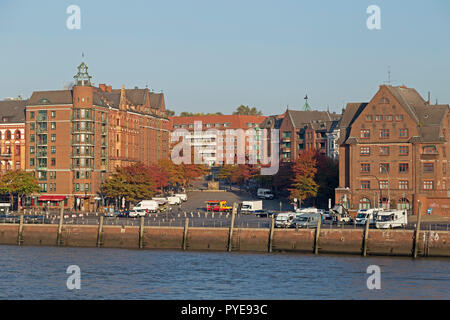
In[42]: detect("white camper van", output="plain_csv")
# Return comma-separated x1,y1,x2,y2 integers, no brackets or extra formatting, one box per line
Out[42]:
167,196,182,205
375,210,408,229
133,200,159,213
355,208,382,226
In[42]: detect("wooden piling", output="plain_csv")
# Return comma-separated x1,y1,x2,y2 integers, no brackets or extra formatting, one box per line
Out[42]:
182,218,189,250
362,216,370,257
17,213,24,246
268,215,275,253
96,215,104,248
139,216,145,249
413,202,423,259
227,203,237,252
314,216,322,255
57,201,64,246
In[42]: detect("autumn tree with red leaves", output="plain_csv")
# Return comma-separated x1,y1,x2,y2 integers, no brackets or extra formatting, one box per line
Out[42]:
288,150,319,203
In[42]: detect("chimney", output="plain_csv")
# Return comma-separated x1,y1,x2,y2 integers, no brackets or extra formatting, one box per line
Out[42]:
99,83,106,92
428,91,431,105
106,85,112,93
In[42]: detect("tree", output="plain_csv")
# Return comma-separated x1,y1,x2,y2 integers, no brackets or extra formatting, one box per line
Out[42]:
232,105,262,116
217,165,236,190
101,163,157,208
314,152,339,207
0,170,40,213
288,150,319,205
165,109,175,116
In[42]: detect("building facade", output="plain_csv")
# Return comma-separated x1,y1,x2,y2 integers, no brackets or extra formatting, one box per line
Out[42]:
276,109,341,163
336,85,450,216
170,115,267,166
24,62,170,211
0,99,27,173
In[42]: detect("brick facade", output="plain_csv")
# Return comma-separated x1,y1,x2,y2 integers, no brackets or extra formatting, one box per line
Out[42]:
336,85,450,216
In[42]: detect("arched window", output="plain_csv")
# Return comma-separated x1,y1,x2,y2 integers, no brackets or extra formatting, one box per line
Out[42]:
398,198,410,210
5,130,11,140
15,130,21,140
359,198,371,210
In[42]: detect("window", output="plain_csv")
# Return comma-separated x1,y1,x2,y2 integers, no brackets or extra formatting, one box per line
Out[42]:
380,97,390,104
399,181,409,190
396,115,404,121
386,115,393,121
376,115,383,121
423,163,434,173
30,111,35,119
379,146,390,155
30,146,35,154
51,146,56,154
399,146,409,156
5,131,11,140
379,163,390,173
51,134,56,142
15,131,21,139
30,134,35,143
30,158,35,166
365,115,373,121
399,128,409,138
30,123,35,130
380,129,390,139
15,161,20,170
399,163,409,173
423,180,434,190
51,122,56,130
51,111,56,118
361,181,370,190
39,183,47,193
360,129,370,139
359,198,371,210
51,158,56,166
282,132,292,138
299,144,304,150
360,147,370,155
379,180,389,189
423,146,437,154
360,163,370,173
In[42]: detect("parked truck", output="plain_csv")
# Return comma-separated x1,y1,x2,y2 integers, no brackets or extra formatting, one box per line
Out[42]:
206,200,233,212
257,188,274,200
240,200,263,214
375,210,408,229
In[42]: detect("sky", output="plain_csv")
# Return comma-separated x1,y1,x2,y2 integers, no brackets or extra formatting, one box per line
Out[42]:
0,0,449,115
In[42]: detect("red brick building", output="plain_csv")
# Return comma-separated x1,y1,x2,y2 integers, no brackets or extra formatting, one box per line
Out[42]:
336,85,450,216
24,62,170,211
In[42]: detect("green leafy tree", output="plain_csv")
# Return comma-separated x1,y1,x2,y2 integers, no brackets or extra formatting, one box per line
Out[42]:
0,170,40,213
165,109,175,116
233,105,262,115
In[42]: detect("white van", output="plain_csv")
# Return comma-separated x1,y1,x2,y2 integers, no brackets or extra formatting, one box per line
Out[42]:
376,210,408,229
134,200,159,213
275,212,295,228
175,193,187,202
355,208,382,226
167,196,181,205
257,188,274,200
129,208,146,217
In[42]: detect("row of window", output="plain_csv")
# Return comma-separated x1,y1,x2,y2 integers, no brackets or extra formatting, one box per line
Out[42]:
174,123,232,129
73,183,90,192
365,114,404,122
30,110,56,120
360,180,440,190
0,130,21,140
30,158,56,167
360,162,443,174
360,128,409,139
30,146,56,154
360,146,410,156
30,134,56,143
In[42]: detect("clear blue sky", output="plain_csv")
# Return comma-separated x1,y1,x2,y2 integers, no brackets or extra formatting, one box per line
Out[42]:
1,0,449,115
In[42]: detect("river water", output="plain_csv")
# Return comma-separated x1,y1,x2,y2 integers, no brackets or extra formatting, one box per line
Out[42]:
0,245,448,299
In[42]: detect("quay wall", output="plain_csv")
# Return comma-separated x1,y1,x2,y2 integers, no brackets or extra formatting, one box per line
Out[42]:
0,223,449,258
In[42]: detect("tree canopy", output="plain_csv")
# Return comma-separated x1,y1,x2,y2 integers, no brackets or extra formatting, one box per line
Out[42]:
232,105,262,116
288,150,319,202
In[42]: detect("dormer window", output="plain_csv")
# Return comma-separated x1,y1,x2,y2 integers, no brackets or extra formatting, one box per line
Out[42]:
423,146,438,154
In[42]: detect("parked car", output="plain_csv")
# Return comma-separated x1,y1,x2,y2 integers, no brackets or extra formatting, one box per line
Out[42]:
275,212,295,228
257,188,274,200
129,209,146,217
167,196,182,205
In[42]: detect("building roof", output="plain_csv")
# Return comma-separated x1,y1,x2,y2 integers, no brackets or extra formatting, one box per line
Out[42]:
0,99,27,123
285,110,341,129
28,90,73,106
339,85,450,145
169,114,267,130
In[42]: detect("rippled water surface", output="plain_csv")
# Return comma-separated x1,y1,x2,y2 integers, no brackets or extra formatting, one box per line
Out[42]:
0,246,448,299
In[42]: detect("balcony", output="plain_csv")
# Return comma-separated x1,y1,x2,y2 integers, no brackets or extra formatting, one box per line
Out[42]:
36,151,48,158
71,153,94,158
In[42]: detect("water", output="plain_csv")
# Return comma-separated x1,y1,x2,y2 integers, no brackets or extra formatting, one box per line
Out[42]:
0,245,449,299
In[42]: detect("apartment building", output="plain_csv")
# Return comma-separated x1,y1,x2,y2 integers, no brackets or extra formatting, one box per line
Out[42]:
336,85,450,216
170,115,267,166
24,62,170,211
0,100,26,173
